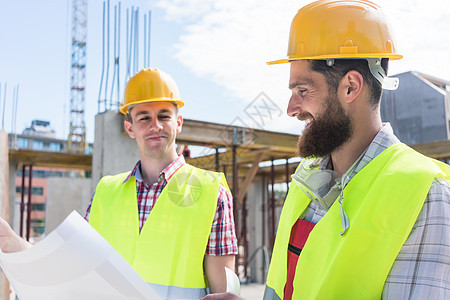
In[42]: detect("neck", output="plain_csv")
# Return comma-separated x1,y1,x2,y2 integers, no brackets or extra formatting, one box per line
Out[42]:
140,150,179,185
331,110,382,175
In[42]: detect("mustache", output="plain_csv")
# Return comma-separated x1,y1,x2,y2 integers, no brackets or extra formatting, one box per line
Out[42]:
297,112,313,121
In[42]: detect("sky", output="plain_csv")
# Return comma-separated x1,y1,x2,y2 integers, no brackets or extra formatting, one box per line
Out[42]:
0,0,449,143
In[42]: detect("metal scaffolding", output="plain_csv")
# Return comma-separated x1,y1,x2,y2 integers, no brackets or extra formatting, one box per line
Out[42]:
98,1,152,114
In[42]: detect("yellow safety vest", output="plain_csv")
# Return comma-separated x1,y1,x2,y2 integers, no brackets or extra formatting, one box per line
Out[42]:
264,143,450,300
89,164,229,299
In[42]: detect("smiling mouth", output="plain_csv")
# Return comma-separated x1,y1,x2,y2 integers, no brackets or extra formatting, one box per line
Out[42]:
299,115,314,129
147,136,166,140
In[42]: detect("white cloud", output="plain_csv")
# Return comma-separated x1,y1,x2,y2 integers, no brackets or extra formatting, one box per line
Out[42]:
374,0,450,79
156,0,450,134
156,0,298,103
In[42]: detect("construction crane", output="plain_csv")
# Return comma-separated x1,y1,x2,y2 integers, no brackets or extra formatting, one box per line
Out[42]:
68,0,88,153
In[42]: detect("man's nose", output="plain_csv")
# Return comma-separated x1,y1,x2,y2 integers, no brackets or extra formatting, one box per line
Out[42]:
287,95,302,117
149,118,163,131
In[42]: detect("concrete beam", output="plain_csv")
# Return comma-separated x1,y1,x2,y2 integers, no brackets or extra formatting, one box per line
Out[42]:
8,149,91,170
178,119,298,152
186,148,297,170
411,139,450,160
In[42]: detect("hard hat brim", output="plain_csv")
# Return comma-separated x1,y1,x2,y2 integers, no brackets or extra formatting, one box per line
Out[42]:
267,53,403,65
266,58,290,65
120,98,184,114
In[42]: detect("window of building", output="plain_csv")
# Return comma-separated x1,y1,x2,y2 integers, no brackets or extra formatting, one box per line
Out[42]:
33,170,48,178
32,140,44,150
49,142,62,152
17,137,29,149
15,187,44,195
30,219,45,235
31,203,46,211
16,170,49,178
85,144,93,154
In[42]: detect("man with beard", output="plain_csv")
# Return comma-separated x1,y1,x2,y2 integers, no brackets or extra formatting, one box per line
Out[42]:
0,68,238,299
202,1,450,300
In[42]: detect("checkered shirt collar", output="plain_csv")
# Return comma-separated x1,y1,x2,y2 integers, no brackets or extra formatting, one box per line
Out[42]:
123,155,186,184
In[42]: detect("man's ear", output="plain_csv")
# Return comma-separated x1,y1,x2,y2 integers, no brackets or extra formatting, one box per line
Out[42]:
176,114,183,134
124,120,135,139
339,70,364,104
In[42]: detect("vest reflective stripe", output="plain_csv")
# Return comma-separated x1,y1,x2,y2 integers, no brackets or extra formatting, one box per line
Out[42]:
265,144,450,300
89,164,228,299
263,286,282,300
148,282,207,299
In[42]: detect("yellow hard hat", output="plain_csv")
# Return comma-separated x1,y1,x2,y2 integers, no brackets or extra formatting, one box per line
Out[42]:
120,68,184,114
267,0,403,65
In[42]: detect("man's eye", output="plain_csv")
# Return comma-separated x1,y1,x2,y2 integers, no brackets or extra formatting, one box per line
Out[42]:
293,86,307,96
159,115,170,120
139,116,150,121
297,88,307,96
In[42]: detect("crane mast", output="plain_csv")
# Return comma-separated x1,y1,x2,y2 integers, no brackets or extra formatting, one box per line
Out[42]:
68,0,87,153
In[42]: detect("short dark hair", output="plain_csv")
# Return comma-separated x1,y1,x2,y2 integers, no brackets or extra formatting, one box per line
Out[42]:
125,111,132,123
124,102,179,124
309,58,389,107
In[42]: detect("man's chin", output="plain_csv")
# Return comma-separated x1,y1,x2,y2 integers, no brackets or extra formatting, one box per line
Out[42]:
297,135,334,158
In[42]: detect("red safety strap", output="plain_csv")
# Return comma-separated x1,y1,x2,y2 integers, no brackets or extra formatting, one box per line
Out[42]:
284,218,316,300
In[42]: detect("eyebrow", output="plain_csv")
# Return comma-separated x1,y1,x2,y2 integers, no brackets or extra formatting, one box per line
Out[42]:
289,81,310,90
134,109,173,117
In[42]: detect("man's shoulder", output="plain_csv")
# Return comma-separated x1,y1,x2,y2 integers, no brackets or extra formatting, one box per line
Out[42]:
180,164,230,191
429,177,450,196
381,144,449,175
182,164,223,179
184,163,217,173
99,170,133,185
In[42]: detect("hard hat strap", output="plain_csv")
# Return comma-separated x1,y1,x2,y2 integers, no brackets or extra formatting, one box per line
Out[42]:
367,58,385,84
367,58,399,90
324,58,399,91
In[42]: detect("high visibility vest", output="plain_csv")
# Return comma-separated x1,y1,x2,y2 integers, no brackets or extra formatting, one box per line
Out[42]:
264,143,450,300
89,164,229,299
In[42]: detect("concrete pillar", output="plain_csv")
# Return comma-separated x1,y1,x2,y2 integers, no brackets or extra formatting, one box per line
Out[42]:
0,130,10,299
8,162,18,233
247,177,269,284
45,177,92,233
92,111,139,190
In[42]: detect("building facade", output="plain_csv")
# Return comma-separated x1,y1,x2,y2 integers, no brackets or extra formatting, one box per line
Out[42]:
8,120,92,239
381,71,450,145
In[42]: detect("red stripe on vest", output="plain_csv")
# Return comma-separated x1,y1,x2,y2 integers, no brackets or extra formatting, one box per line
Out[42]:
284,218,316,300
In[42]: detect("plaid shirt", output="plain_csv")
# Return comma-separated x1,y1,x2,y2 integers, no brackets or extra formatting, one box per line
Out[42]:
85,155,238,256
302,124,450,299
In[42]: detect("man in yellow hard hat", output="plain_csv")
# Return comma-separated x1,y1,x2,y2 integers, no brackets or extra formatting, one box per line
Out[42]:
0,68,238,299
203,0,450,300
85,68,238,299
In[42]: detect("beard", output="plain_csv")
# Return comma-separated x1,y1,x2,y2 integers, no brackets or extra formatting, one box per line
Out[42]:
297,94,353,158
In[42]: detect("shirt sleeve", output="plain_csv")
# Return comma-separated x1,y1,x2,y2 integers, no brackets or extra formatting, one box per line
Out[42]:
84,193,94,221
205,183,238,256
382,178,450,299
